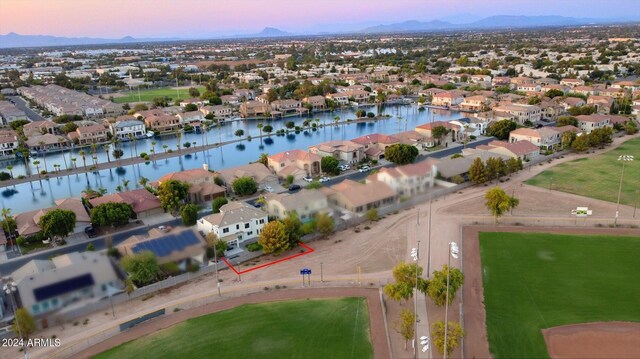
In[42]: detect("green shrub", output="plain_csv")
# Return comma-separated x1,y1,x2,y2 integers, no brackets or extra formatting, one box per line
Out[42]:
247,242,263,252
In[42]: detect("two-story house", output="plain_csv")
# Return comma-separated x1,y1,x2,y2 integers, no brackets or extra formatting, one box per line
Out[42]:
197,202,268,249
110,120,146,140
264,189,329,222
0,129,19,157
509,127,561,150
575,114,612,133
309,140,365,165
369,160,435,196
351,133,400,160
144,114,180,133
267,149,322,179
492,104,542,124
71,124,108,145
431,91,465,107
303,96,327,111
415,121,463,146
155,168,225,204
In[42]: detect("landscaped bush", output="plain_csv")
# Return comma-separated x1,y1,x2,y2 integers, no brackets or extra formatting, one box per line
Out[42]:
247,242,263,252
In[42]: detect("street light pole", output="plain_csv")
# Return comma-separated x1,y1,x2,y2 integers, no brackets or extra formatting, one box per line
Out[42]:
213,240,221,296
444,242,459,359
615,155,634,226
320,262,324,283
4,281,29,359
427,186,433,278
411,244,419,359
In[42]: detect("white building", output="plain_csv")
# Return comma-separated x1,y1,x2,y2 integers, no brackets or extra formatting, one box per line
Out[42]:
110,120,146,140
197,202,268,249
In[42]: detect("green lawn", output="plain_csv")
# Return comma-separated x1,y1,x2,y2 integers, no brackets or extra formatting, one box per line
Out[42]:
526,138,640,206
480,232,640,358
112,86,206,103
93,297,373,359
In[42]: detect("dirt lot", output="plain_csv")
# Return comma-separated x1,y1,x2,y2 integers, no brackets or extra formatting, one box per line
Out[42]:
543,322,640,359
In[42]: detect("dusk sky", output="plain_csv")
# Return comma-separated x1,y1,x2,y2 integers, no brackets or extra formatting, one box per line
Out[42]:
1,0,639,38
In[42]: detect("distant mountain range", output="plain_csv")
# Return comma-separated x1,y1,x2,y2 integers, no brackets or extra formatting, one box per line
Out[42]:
1,15,639,48
0,32,181,48
360,15,639,33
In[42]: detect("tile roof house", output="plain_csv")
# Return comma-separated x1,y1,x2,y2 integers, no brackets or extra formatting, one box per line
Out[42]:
393,130,433,148
0,129,19,157
302,96,326,111
351,133,400,160
144,114,180,133
15,198,91,237
492,104,542,124
309,140,365,165
239,101,271,118
431,91,465,107
217,163,279,191
432,152,510,181
481,140,540,160
415,121,463,145
321,179,397,214
267,149,322,178
575,114,613,133
587,96,615,114
509,127,561,150
12,251,122,318
118,228,207,268
155,168,225,204
71,124,109,145
264,189,329,222
369,160,436,196
197,202,267,248
89,189,163,218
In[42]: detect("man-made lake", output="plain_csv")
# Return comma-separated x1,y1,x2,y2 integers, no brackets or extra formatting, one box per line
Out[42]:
1,105,462,214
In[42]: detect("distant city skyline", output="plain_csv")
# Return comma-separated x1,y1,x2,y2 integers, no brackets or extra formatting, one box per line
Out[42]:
1,0,639,39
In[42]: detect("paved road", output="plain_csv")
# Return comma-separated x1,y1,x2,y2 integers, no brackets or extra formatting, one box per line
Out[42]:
0,136,495,273
7,95,46,122
0,217,183,273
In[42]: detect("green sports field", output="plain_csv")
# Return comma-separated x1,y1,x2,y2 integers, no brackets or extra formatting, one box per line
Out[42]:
112,86,206,103
93,297,373,359
526,138,640,206
480,232,640,358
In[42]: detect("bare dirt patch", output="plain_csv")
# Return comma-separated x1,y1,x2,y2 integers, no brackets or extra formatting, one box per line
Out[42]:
543,322,640,359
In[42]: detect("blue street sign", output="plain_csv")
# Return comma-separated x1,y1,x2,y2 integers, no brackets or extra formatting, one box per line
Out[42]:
300,268,312,275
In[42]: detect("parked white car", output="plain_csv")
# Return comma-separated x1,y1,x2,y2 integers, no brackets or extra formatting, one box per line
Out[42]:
319,176,330,182
264,186,274,193
358,166,370,173
303,176,313,182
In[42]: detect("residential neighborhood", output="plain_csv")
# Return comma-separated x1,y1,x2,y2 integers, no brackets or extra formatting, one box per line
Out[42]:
0,4,639,359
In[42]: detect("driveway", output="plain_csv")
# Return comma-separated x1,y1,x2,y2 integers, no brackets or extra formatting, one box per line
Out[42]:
7,95,46,121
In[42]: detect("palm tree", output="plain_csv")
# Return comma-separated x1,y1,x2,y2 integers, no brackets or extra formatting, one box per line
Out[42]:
6,165,13,179
71,157,77,169
151,141,156,155
175,128,182,153
33,160,41,175
163,144,169,153
333,115,340,127
53,164,60,173
257,122,264,141
79,150,87,170
115,185,123,192
20,148,31,176
90,143,98,167
2,208,18,254
132,136,138,157
127,134,134,158
58,138,68,169
139,176,149,188
38,141,48,172
103,144,111,163
98,187,107,195
122,179,130,190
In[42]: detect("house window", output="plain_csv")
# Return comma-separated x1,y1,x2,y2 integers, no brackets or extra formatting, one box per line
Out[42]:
236,224,240,230
259,219,265,224
52,298,59,306
247,231,253,236
42,301,49,310
32,304,40,314
245,223,250,229
223,228,229,233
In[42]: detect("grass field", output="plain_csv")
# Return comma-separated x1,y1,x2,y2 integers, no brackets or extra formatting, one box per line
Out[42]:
93,297,373,359
480,232,640,358
526,137,640,206
112,86,206,103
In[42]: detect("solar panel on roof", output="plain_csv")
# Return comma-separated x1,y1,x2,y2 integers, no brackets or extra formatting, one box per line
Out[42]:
131,231,201,258
33,274,95,302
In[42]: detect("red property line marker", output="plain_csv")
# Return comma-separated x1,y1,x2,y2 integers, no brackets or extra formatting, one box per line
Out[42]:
221,243,315,275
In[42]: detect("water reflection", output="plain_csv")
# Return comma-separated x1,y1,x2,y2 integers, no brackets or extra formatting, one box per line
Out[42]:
3,106,461,214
